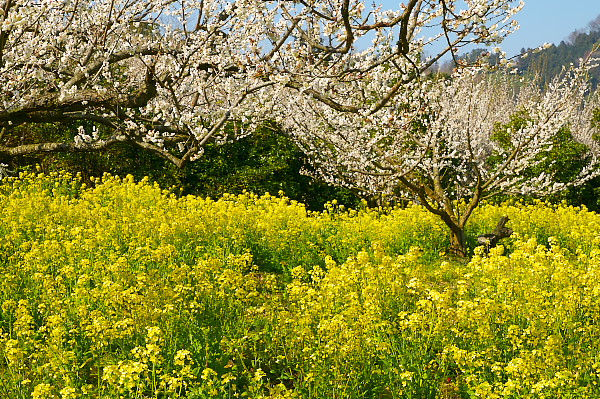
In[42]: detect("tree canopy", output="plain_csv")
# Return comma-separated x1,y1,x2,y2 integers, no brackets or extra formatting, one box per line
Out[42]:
0,0,524,167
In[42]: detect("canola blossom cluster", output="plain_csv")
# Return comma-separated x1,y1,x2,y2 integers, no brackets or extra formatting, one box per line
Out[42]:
1,172,600,398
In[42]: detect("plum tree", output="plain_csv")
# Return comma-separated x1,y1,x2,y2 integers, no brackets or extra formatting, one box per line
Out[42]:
0,0,523,169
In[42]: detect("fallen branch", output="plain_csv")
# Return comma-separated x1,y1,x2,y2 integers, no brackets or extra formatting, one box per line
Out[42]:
477,216,513,252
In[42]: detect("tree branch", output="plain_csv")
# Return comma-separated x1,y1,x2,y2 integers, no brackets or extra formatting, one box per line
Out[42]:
0,68,157,125
0,133,129,156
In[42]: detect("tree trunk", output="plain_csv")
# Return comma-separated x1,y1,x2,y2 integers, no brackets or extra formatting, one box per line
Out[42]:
449,227,467,258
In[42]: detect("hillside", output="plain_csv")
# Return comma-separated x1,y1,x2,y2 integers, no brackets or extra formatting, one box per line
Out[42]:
436,14,600,86
515,14,600,87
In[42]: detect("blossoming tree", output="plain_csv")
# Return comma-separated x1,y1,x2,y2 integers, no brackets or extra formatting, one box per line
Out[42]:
279,57,600,256
0,0,300,166
0,0,524,168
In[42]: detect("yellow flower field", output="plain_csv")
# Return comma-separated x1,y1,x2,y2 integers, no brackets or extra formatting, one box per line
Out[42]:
1,172,600,398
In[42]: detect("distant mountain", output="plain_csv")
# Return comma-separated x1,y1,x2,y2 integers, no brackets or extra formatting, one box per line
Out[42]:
515,14,600,88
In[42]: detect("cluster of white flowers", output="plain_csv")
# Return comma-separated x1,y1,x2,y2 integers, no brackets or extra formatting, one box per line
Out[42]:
281,56,600,199
74,126,99,146
1,0,568,183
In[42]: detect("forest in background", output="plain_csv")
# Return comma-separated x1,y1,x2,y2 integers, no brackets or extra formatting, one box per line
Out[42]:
515,14,600,87
437,14,600,87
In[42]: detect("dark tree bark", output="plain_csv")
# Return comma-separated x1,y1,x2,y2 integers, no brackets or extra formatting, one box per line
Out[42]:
449,226,468,257
477,216,513,252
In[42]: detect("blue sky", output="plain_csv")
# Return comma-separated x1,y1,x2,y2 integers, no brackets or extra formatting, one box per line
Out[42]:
379,1,600,57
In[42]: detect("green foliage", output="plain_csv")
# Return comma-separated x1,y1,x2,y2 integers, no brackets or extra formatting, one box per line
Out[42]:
459,48,501,66
532,127,589,182
490,111,591,183
490,110,529,151
179,126,359,210
3,122,359,210
486,110,600,211
592,108,600,141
